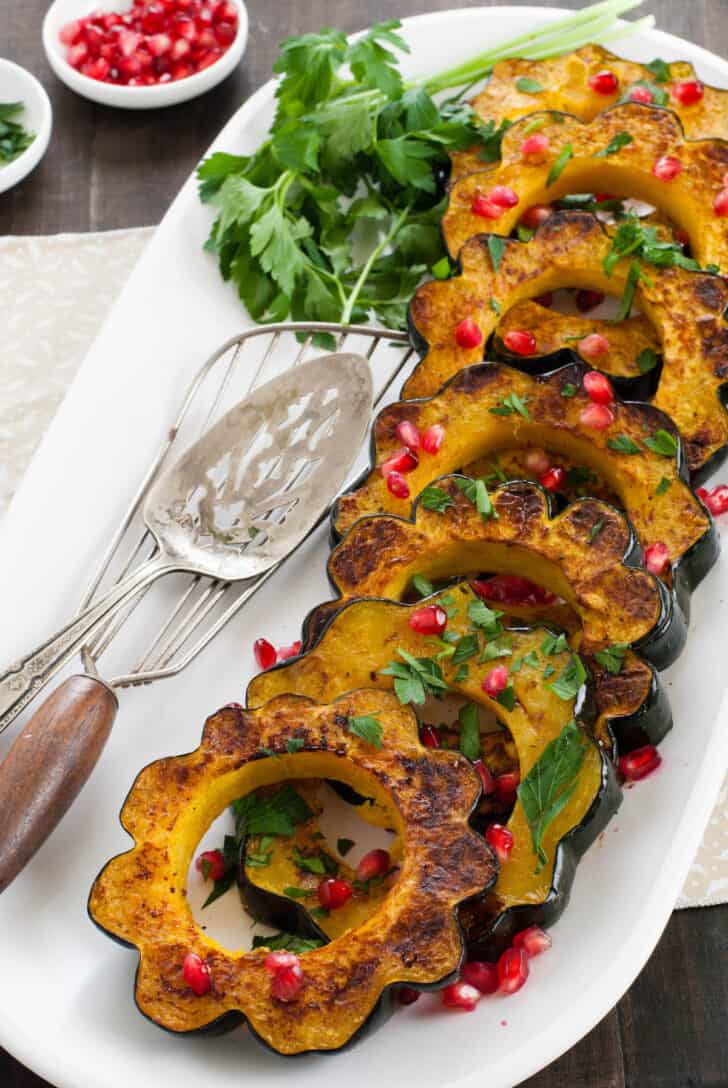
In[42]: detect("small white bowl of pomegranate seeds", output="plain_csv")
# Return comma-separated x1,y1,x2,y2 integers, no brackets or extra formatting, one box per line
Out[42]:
42,0,248,109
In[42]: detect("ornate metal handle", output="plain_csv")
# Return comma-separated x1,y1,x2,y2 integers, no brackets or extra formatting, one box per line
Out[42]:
0,557,174,732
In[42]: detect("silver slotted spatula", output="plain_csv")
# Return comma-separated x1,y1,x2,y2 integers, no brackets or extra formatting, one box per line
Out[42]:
0,344,379,891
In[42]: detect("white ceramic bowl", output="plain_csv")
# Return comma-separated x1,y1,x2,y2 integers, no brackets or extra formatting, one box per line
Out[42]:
0,59,53,194
42,0,248,110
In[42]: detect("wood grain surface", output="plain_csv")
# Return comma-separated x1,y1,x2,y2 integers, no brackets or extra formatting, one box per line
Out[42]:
2,1,728,1085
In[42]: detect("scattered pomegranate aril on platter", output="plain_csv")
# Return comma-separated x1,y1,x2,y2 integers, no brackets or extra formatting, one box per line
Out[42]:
442,980,481,1011
493,771,520,804
520,133,550,158
579,402,614,431
652,155,683,181
482,664,509,697
395,419,421,450
513,926,552,958
183,952,212,996
264,951,300,975
497,947,530,994
356,849,391,882
397,986,421,1006
318,877,354,909
421,424,445,454
485,823,514,862
455,317,484,349
195,848,226,882
420,724,441,749
579,335,611,364
473,759,496,796
408,604,448,636
520,203,552,229
538,466,566,492
471,194,503,219
582,368,613,402
699,484,728,516
59,0,239,86
503,329,537,356
524,448,551,475
575,288,605,312
380,447,419,477
386,471,410,499
462,961,499,994
628,84,654,104
254,637,277,671
644,541,670,577
588,69,619,95
671,79,704,105
488,185,519,208
271,964,304,1002
472,573,555,605
713,189,728,217
618,744,662,782
277,640,302,661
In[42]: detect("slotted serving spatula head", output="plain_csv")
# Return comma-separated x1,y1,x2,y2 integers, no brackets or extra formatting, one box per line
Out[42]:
144,351,373,582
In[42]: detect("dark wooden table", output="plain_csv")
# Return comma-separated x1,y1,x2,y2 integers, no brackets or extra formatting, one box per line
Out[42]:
2,1,728,1085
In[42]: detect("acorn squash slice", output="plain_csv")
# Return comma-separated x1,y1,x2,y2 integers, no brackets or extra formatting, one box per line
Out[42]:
246,590,621,953
443,103,728,267
88,690,494,1055
450,44,728,181
334,362,717,616
326,475,682,669
406,211,728,477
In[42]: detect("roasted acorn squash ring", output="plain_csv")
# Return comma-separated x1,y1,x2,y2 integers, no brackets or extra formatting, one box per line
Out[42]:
451,43,728,181
334,361,717,619
444,104,728,266
407,211,728,478
88,690,495,1055
325,475,681,670
247,590,621,954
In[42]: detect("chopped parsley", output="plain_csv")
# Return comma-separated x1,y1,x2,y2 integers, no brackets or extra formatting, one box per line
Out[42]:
636,347,659,374
541,631,568,655
548,653,587,700
621,79,669,107
593,131,633,158
644,429,678,458
546,141,574,186
412,573,434,597
431,256,451,279
0,102,34,165
646,57,671,82
515,76,545,94
655,475,672,496
489,296,502,315
252,931,326,953
593,643,629,675
489,392,530,419
496,684,517,711
480,634,513,662
487,234,507,273
589,519,605,542
452,633,480,665
419,485,454,513
348,714,384,748
607,433,642,455
458,702,481,761
455,476,497,520
560,382,577,398
233,784,313,838
380,649,450,705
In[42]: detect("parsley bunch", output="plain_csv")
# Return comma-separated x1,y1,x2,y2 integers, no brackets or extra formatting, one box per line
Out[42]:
0,103,34,165
198,0,652,333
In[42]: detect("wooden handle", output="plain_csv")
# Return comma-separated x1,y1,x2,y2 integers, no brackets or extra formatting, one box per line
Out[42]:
0,675,118,894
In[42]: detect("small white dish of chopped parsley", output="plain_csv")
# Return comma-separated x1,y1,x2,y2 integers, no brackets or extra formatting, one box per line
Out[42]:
0,59,52,194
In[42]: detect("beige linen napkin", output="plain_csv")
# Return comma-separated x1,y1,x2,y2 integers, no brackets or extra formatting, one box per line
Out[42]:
0,227,725,909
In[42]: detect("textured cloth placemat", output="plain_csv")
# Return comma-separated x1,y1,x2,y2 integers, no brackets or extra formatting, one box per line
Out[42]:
0,228,725,909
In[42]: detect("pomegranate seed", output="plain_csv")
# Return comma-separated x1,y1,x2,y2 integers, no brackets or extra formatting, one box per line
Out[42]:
520,204,552,229
380,447,418,476
644,541,670,577
386,472,410,499
513,926,552,957
254,637,277,671
398,986,421,1006
489,185,519,208
195,848,226,882
629,84,654,104
215,20,237,46
217,1,239,20
277,640,302,661
579,402,614,430
60,20,82,45
421,424,446,454
520,133,549,158
462,961,499,994
713,189,728,217
473,759,495,795
147,32,173,56
503,329,537,356
701,484,728,516
442,980,481,1011
473,574,554,605
318,878,353,910
575,289,604,312
696,486,709,503
141,3,166,33
68,42,89,68
534,291,554,308
471,193,503,220
177,19,199,42
482,664,508,697
589,69,619,95
408,604,448,636
183,953,211,996
672,80,704,105
595,192,619,203
171,61,193,80
86,57,111,80
538,466,566,492
524,448,551,476
264,951,300,975
420,724,441,748
356,849,391,881
395,419,421,450
493,771,520,803
171,37,192,60
583,369,614,403
485,823,514,862
675,228,690,247
652,155,683,181
497,947,529,995
618,744,662,781
579,335,611,363
118,29,142,55
271,964,304,1002
455,317,483,349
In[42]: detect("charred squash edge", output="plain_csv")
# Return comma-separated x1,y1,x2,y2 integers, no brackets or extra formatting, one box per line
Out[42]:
245,606,621,956
405,210,728,479
87,691,495,1056
332,360,718,627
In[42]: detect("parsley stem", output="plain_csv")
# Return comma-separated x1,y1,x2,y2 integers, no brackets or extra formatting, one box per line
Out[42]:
340,204,411,325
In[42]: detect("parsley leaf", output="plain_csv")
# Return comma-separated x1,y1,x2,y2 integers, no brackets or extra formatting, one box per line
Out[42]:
452,633,480,665
548,654,587,700
560,382,577,398
589,519,605,542
412,573,435,597
348,714,384,748
233,785,313,837
488,235,507,273
655,475,672,496
593,131,634,158
646,58,671,82
293,847,328,875
515,77,545,94
420,485,455,513
252,931,326,953
489,393,530,418
468,598,504,634
541,631,568,655
607,434,642,455
517,720,590,870
593,643,629,675
458,702,481,761
547,142,573,185
644,429,678,458
636,347,659,374
497,684,517,711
